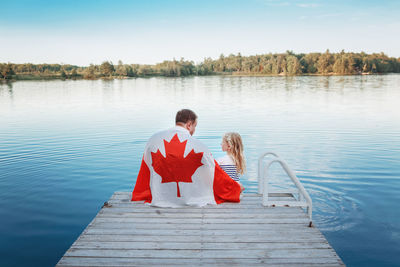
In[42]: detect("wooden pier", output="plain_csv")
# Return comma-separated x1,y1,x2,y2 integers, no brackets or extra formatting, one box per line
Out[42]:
56,192,345,266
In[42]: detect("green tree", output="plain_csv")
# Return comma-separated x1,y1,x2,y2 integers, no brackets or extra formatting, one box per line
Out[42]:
216,54,226,72
333,53,355,74
276,55,287,74
137,65,152,76
125,65,135,77
317,50,333,74
286,55,302,75
115,60,128,76
371,63,377,73
0,63,15,79
83,64,96,79
100,61,115,77
242,57,254,72
60,69,67,79
70,68,78,79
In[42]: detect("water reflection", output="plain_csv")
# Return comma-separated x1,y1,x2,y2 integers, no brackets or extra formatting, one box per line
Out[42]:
0,80,13,94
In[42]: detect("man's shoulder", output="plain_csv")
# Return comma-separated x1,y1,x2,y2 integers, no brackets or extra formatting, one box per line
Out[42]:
147,127,210,153
148,127,189,141
149,128,173,140
188,136,209,153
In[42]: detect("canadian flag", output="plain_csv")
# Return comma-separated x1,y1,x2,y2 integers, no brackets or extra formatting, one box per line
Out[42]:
131,126,241,207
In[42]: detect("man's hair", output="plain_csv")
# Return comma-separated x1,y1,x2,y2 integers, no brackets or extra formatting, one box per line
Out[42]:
175,109,197,124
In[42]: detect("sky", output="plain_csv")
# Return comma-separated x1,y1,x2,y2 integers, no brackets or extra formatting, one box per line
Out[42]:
1,0,399,66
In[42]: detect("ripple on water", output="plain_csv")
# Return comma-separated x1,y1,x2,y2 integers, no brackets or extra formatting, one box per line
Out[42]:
306,181,363,232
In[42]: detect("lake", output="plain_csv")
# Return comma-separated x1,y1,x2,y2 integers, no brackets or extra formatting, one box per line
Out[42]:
0,75,400,266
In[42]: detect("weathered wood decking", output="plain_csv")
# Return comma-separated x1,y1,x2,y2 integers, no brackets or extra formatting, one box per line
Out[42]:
57,192,345,266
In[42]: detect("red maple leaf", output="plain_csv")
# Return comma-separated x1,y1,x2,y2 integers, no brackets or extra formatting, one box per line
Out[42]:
151,134,203,197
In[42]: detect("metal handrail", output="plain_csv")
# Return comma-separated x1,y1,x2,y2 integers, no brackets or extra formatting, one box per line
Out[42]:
259,152,313,224
258,152,279,194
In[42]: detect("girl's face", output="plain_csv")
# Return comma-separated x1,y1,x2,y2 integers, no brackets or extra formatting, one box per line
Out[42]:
221,139,230,152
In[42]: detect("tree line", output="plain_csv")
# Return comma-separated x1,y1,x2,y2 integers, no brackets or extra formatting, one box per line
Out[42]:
1,50,400,80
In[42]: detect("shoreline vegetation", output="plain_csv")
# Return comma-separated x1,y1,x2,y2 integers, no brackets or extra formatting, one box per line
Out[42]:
1,50,400,81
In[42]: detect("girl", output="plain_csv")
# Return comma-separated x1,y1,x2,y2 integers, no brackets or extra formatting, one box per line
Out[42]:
216,132,246,183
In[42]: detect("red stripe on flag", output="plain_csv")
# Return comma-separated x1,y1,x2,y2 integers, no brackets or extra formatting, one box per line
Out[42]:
131,157,152,203
213,160,241,204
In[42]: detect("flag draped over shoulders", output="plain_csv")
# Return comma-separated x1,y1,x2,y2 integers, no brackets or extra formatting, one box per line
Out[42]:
131,126,241,207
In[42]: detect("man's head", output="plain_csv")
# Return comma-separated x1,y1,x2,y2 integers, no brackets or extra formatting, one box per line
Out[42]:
175,109,198,136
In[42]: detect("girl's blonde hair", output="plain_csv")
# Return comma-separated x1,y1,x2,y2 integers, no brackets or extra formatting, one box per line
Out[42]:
223,132,246,175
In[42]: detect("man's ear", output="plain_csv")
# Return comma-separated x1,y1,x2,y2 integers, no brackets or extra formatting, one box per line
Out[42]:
185,121,192,130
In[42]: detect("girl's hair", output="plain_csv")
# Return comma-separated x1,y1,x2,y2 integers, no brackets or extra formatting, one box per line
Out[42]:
223,132,246,175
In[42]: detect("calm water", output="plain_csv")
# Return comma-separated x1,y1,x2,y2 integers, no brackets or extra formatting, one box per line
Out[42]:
0,75,400,266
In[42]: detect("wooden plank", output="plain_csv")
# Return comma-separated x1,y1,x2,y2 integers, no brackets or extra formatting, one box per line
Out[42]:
108,199,300,205
98,212,308,219
109,196,296,202
109,193,298,203
76,234,328,243
99,207,306,213
105,203,305,209
89,222,310,230
64,248,338,259
71,241,332,250
263,201,309,207
90,217,310,224
84,228,324,236
113,191,261,197
58,256,344,266
89,221,311,228
113,192,290,197
111,192,303,200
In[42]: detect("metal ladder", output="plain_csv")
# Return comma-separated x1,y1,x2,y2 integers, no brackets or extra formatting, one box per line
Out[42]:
258,152,313,226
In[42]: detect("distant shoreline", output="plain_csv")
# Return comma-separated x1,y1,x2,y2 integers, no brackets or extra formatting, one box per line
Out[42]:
0,72,386,82
2,50,399,81
0,72,388,82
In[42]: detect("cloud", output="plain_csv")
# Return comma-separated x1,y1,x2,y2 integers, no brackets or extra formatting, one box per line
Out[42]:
297,3,320,8
260,0,291,7
316,13,343,19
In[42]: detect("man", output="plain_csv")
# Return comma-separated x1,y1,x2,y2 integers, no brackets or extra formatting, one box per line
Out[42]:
131,109,243,207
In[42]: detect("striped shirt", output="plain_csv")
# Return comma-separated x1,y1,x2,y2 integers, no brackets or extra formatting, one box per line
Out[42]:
216,155,239,181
